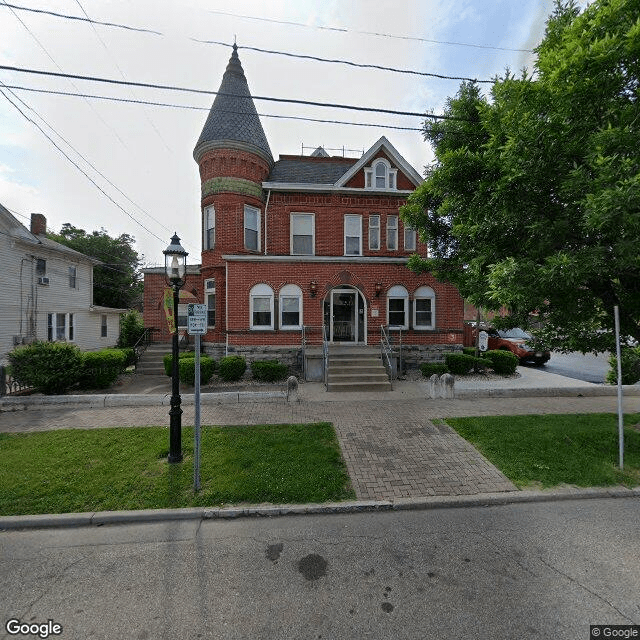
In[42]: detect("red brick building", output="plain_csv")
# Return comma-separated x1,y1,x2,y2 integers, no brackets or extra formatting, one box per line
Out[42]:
143,45,463,375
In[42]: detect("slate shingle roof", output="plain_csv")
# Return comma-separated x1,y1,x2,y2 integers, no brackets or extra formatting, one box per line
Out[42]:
267,159,357,184
193,44,273,165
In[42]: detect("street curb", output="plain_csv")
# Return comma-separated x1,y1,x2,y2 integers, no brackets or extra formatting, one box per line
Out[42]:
456,385,640,399
2,486,638,530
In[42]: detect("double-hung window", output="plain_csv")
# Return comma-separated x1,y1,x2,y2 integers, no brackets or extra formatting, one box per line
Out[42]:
344,214,362,256
250,284,274,330
101,314,108,337
244,205,260,251
369,215,380,250
387,216,398,250
279,284,303,329
387,285,409,330
204,205,215,250
68,266,77,288
414,286,435,329
404,225,416,251
205,278,216,326
291,213,314,255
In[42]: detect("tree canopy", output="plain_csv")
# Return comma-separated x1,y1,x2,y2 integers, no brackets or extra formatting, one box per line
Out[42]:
49,223,143,310
401,0,640,352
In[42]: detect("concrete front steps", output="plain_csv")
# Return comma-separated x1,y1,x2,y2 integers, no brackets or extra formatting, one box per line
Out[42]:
326,345,392,392
136,342,171,375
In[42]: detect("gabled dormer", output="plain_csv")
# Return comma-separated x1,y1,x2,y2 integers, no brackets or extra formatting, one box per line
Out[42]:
336,136,423,193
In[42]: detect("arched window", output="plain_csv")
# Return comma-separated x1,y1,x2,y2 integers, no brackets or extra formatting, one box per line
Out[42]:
364,158,397,190
414,286,435,329
279,284,303,329
387,285,408,330
250,284,274,330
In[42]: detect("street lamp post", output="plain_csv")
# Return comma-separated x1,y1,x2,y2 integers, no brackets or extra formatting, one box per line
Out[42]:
163,233,188,464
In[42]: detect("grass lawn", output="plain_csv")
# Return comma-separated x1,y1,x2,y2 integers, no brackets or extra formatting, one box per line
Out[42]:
0,423,355,516
446,413,640,489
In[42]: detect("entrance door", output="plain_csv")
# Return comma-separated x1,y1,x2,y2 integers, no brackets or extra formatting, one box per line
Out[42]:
324,288,366,343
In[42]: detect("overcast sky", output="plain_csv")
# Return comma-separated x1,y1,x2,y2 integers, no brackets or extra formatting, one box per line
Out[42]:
0,0,590,266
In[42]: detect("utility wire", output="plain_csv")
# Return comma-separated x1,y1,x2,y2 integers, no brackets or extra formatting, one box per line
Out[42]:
0,65,470,121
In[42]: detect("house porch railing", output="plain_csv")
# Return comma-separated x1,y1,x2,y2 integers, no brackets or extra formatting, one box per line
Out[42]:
0,365,34,397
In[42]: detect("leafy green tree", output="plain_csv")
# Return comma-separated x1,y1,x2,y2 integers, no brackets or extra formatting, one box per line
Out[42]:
401,0,640,352
49,224,143,310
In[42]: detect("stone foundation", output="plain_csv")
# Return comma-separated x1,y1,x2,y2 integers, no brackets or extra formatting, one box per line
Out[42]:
202,343,303,372
398,344,463,370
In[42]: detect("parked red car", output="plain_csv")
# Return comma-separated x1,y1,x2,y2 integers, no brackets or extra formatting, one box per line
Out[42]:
486,328,551,365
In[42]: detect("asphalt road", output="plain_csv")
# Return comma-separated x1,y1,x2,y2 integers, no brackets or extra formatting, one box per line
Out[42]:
2,498,639,640
537,351,611,384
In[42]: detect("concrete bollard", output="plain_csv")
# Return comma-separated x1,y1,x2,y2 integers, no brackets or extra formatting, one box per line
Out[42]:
440,373,455,399
286,376,299,402
429,374,440,399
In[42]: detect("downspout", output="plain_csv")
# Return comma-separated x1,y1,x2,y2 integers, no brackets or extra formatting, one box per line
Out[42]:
263,189,271,255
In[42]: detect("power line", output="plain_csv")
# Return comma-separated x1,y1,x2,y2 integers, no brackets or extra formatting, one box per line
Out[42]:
0,64,470,121
192,40,493,84
3,84,425,131
207,8,534,53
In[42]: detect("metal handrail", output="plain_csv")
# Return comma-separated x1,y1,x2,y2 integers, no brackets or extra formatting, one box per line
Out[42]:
322,324,329,390
132,327,157,364
380,325,394,387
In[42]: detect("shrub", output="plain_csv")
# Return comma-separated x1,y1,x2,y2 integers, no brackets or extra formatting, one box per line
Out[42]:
78,349,128,389
218,355,247,382
484,349,519,375
8,341,83,394
419,362,449,377
117,310,146,348
119,347,136,367
606,347,640,385
444,353,478,375
462,347,479,357
179,356,216,386
163,351,200,376
251,359,288,382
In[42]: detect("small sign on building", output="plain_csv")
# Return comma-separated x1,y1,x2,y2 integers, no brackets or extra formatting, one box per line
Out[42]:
478,330,489,352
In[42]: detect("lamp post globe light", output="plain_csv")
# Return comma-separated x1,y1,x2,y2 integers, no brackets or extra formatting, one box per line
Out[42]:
163,233,188,463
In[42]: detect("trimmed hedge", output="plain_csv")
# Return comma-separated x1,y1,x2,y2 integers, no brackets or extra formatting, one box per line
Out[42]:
251,359,288,382
218,355,247,382
606,346,640,385
163,353,216,385
8,341,83,394
419,362,449,377
78,349,128,389
444,353,480,375
483,349,519,375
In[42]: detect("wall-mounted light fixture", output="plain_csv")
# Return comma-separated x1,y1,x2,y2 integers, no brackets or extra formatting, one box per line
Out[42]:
375,282,383,297
310,281,318,297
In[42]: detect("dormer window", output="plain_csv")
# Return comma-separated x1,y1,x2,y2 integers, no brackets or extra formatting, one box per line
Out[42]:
364,159,397,190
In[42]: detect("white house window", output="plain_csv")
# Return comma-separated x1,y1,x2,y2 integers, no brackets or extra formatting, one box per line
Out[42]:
279,284,303,329
364,159,397,190
291,213,315,255
250,283,274,330
36,258,46,275
414,286,436,329
101,314,108,337
369,215,380,250
344,214,362,256
387,285,409,330
204,205,215,250
205,278,215,326
404,225,416,251
68,266,77,288
47,313,70,341
387,216,398,250
244,205,260,251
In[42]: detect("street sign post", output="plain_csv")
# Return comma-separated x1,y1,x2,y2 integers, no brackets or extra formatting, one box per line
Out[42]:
187,304,206,491
478,330,489,352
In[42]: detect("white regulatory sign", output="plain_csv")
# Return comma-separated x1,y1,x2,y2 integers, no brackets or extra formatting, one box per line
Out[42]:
187,303,207,335
478,330,489,352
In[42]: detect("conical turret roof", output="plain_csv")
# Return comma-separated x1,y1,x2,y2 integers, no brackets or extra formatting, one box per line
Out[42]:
193,44,273,166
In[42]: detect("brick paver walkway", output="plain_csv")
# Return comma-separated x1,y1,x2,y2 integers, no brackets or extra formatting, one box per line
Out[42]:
3,389,638,502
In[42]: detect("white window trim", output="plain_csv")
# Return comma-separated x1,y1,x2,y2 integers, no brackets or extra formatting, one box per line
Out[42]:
250,283,274,330
244,204,261,252
387,285,409,330
387,215,398,251
68,265,77,289
279,284,303,330
344,214,362,256
364,158,398,191
290,213,315,256
413,286,436,330
369,215,380,251
48,312,74,342
205,278,216,327
204,205,215,250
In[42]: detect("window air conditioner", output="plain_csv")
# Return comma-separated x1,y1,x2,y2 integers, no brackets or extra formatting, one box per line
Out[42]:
37,276,50,285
